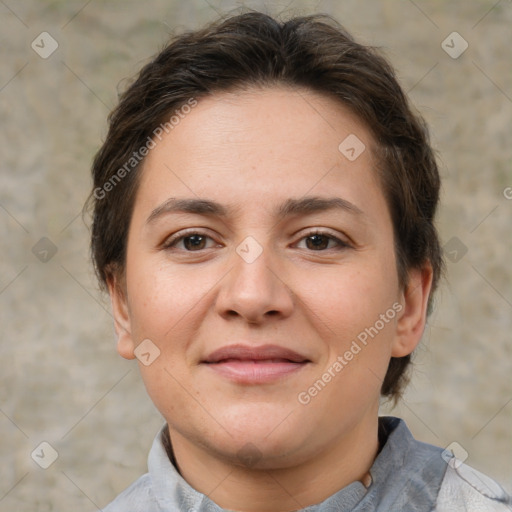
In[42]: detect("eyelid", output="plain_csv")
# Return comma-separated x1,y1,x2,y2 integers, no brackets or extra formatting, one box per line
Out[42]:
294,229,353,249
161,227,218,249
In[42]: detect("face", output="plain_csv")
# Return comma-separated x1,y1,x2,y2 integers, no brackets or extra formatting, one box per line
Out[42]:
109,86,432,470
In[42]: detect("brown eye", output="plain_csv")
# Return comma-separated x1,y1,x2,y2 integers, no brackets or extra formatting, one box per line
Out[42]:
297,231,351,251
305,233,330,250
181,234,209,251
163,231,216,251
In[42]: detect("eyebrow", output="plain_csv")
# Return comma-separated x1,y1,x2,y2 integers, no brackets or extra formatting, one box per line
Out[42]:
146,196,364,225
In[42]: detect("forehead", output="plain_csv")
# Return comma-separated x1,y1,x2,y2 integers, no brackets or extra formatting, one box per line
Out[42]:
134,86,384,221
168,86,371,152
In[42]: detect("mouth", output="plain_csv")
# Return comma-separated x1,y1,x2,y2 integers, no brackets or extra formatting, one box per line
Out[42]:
201,344,311,384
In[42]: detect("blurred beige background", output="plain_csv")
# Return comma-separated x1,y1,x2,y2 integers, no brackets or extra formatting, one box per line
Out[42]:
1,0,511,510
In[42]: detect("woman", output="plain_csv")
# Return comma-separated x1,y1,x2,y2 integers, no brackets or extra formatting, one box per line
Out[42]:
87,10,511,512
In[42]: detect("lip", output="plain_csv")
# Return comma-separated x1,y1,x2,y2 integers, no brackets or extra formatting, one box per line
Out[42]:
202,344,311,384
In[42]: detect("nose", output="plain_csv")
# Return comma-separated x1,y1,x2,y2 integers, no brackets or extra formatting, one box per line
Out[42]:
214,240,294,325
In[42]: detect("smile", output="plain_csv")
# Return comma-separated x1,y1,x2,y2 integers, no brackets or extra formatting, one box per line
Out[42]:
201,344,311,384
203,359,310,384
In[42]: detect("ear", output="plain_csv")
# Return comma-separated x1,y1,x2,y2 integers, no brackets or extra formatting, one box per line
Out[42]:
392,263,434,358
106,273,136,360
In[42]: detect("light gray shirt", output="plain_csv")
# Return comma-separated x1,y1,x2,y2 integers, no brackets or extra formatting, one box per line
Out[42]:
101,416,511,511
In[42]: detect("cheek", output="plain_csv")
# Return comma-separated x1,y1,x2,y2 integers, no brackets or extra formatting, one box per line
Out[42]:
126,258,208,341
303,274,400,412
308,259,400,373
313,261,398,324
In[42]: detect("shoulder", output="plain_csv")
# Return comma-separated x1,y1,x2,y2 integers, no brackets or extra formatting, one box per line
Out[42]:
435,458,512,512
101,472,160,512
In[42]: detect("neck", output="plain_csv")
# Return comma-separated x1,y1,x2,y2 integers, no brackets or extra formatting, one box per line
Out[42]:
166,412,380,511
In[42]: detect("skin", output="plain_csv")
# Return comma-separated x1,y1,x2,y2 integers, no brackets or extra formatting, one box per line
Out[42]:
108,86,433,511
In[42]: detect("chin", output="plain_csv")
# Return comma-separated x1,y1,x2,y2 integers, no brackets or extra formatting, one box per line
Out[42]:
208,414,314,468
221,436,309,471
218,401,298,435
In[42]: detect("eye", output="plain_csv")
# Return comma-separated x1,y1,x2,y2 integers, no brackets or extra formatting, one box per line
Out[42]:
162,230,218,252
295,230,351,251
162,229,351,253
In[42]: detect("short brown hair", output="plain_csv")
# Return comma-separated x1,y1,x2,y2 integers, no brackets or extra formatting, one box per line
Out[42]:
86,10,444,401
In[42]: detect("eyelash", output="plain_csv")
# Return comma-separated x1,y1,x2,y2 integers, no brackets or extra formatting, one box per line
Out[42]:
162,229,352,252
